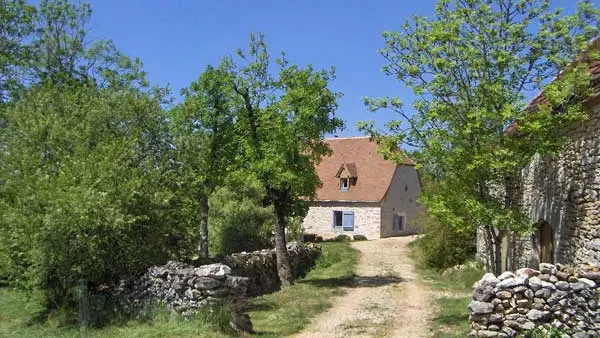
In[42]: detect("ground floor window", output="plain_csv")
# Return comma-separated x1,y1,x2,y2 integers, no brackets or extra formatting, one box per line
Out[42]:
333,210,354,231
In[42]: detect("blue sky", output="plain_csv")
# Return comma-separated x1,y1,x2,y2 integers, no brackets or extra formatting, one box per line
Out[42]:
85,0,593,137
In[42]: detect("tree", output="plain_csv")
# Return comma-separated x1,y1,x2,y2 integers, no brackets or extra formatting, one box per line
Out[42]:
227,34,343,285
362,0,600,274
30,0,148,89
172,65,237,259
0,0,35,102
0,83,180,308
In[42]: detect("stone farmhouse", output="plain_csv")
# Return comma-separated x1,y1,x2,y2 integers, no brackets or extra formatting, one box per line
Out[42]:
477,38,600,270
302,136,421,240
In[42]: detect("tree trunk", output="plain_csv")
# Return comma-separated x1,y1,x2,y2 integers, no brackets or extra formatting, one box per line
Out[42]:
484,226,503,275
199,196,209,259
273,199,294,287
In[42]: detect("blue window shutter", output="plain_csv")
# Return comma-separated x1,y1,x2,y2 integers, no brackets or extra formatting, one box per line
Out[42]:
343,211,354,231
332,211,335,228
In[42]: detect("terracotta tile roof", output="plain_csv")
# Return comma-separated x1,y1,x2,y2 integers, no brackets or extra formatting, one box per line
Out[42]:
335,162,358,178
507,36,600,135
314,137,415,202
527,37,600,109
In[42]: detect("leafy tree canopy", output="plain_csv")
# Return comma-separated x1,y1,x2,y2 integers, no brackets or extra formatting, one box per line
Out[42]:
361,0,600,273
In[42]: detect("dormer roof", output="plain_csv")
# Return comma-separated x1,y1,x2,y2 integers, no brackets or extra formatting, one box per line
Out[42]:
335,162,358,178
314,136,415,202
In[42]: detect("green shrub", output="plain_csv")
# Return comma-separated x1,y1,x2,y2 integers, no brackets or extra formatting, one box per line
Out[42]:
353,235,368,241
413,210,476,269
208,185,273,256
0,85,185,317
285,216,304,243
302,234,318,242
333,235,351,242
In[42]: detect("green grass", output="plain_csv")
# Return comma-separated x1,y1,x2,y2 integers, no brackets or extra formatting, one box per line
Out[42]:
248,242,359,337
409,242,483,338
0,287,233,338
0,242,358,338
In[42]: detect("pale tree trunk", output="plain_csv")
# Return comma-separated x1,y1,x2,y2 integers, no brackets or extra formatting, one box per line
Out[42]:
273,198,294,287
199,196,209,259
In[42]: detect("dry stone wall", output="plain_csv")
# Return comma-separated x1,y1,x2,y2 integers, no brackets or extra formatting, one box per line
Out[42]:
469,263,600,337
112,242,321,332
224,242,321,296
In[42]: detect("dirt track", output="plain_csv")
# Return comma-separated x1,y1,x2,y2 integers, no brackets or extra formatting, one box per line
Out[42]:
293,236,434,338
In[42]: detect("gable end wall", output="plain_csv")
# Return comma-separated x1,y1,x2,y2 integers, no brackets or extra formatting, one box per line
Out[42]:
380,165,422,237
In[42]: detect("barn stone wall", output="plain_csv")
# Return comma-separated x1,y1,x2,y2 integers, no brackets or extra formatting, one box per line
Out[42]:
477,106,600,268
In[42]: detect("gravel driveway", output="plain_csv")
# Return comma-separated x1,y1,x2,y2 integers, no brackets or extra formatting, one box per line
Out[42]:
293,236,434,338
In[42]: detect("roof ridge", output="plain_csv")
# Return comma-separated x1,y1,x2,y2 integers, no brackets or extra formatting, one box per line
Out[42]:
325,136,371,140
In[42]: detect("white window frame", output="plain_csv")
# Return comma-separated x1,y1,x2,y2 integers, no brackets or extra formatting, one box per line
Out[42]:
340,178,349,191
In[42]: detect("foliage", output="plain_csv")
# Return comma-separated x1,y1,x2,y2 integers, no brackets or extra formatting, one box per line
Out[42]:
0,287,235,338
0,84,180,310
171,64,238,258
30,0,148,89
362,0,600,273
225,33,344,285
285,216,304,243
0,242,358,338
413,209,476,269
409,243,483,338
208,185,273,256
352,235,368,241
0,0,36,101
333,234,352,242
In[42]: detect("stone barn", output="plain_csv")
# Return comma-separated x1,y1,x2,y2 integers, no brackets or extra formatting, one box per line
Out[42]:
302,136,421,240
477,38,600,270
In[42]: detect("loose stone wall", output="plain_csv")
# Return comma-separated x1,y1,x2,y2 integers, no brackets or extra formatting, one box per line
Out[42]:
112,242,321,332
113,261,253,331
224,242,321,297
468,263,600,337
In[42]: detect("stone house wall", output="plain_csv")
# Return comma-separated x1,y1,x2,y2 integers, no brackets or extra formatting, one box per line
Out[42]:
302,201,381,239
477,104,600,269
302,166,422,240
380,165,422,237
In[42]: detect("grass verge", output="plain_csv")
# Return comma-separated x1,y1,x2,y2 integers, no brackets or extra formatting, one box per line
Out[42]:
0,241,358,338
409,239,483,338
248,241,359,337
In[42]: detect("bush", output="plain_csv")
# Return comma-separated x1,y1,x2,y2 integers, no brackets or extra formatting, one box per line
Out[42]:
285,216,304,243
333,235,351,242
0,85,184,315
207,185,273,256
353,235,368,241
413,210,476,269
302,234,318,243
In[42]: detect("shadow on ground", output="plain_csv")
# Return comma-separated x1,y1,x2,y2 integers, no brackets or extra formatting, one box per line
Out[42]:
298,274,406,288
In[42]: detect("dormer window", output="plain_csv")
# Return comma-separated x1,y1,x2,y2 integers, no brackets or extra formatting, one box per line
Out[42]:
335,162,357,192
340,178,349,191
